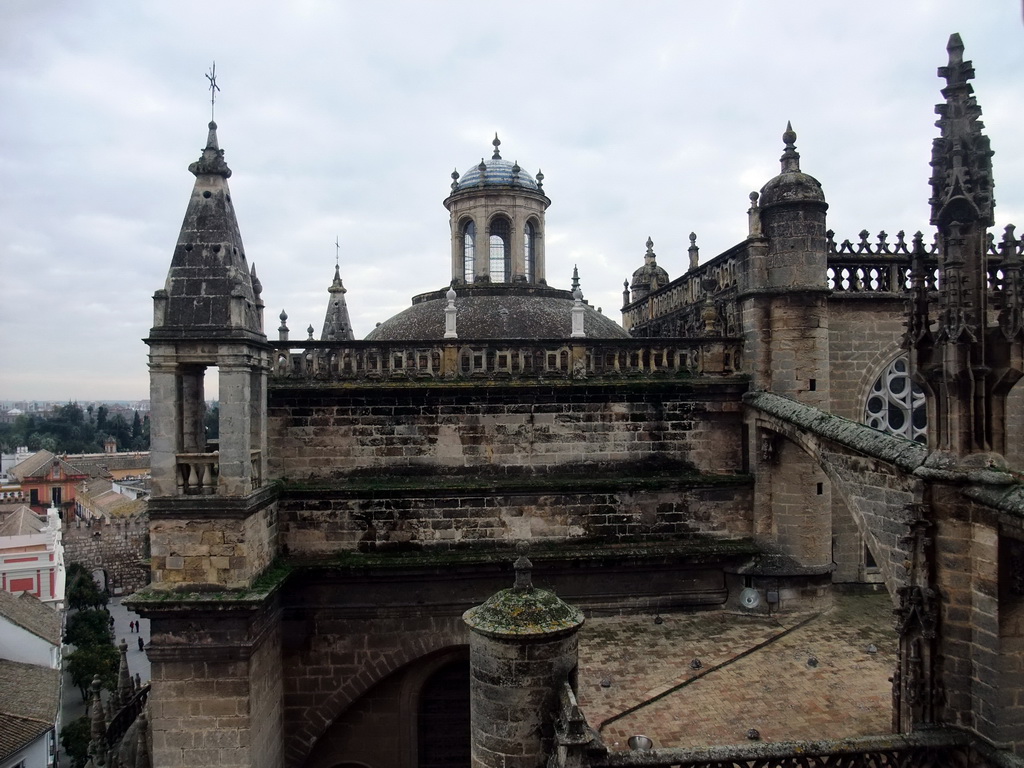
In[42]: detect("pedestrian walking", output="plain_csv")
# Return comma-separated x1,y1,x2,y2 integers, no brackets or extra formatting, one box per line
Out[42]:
138,636,144,652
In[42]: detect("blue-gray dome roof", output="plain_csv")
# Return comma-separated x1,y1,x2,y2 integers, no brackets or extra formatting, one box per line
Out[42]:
454,157,539,192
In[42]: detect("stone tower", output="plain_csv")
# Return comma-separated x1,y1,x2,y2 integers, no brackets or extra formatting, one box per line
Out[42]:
138,120,283,768
744,125,834,578
146,119,275,588
444,134,551,285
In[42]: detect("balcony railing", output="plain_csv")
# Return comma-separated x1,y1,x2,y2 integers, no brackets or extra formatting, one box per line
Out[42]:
269,338,742,383
175,452,218,495
173,450,262,495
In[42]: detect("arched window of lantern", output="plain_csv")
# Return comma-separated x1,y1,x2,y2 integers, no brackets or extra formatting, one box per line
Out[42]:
489,217,511,283
462,220,475,284
524,220,536,283
864,355,927,443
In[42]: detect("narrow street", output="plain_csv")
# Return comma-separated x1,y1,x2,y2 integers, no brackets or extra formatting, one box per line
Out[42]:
59,597,150,765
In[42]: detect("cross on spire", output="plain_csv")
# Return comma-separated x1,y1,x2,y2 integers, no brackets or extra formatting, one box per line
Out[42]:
335,236,340,267
206,62,220,121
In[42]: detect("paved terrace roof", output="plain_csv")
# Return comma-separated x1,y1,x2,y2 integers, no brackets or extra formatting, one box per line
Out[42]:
577,591,896,750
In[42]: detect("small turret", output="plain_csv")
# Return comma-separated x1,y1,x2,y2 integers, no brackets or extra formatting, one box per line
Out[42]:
629,237,670,302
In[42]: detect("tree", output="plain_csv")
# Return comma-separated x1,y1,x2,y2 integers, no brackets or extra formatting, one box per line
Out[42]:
66,563,108,610
64,608,112,648
60,715,92,768
66,644,118,701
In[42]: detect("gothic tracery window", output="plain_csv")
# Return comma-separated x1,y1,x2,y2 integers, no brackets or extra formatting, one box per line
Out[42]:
864,356,927,443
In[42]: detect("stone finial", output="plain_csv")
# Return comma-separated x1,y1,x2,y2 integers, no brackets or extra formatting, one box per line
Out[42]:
536,169,544,191
511,160,520,179
781,121,800,173
514,541,532,591
88,674,107,764
117,638,132,706
250,263,262,297
571,264,580,292
451,167,460,191
444,283,458,339
492,133,501,160
748,191,762,237
188,121,232,178
571,284,586,338
306,324,315,341
688,232,699,271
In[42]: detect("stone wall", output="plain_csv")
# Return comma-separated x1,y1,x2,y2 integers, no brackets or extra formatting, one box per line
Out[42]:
279,484,753,555
267,381,747,481
64,515,149,595
827,297,907,422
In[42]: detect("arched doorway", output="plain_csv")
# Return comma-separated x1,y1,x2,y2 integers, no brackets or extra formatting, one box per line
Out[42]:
417,658,470,768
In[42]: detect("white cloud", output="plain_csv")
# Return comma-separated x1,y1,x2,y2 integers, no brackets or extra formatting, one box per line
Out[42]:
0,0,1020,400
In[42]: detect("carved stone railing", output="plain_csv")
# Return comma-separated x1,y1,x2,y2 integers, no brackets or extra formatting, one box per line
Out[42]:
106,683,150,750
269,338,743,383
622,243,743,337
175,452,218,495
586,733,1010,768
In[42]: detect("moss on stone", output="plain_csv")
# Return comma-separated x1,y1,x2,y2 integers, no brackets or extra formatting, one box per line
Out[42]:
463,586,584,637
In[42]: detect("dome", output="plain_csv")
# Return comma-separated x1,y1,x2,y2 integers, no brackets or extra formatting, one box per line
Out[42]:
631,263,670,292
453,157,540,192
366,284,630,341
628,237,670,301
758,122,826,208
449,134,544,194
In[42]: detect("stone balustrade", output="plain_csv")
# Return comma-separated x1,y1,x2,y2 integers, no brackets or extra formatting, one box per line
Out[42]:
269,337,743,382
175,452,218,495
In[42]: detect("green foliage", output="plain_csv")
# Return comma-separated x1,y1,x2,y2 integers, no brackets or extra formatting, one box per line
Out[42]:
204,403,220,440
66,563,108,610
60,715,92,768
0,402,149,455
66,643,119,696
64,608,112,648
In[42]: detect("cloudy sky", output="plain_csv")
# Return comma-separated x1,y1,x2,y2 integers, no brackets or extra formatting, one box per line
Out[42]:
1,1,1021,402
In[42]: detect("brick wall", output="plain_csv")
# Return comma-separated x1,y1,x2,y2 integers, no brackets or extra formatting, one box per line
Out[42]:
268,381,746,481
279,484,753,555
64,516,149,595
827,297,907,422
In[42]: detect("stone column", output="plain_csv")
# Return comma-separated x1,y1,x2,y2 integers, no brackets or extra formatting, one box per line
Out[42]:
463,552,584,768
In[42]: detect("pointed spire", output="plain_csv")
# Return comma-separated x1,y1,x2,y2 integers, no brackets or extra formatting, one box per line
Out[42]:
492,133,501,159
780,121,800,173
930,33,993,226
321,252,354,341
571,265,580,292
152,119,261,339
